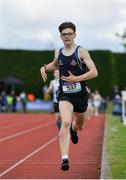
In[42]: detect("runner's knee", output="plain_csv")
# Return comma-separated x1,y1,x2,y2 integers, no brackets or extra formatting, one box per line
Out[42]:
62,120,71,128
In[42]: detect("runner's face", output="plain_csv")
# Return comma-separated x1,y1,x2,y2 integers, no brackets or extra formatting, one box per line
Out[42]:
60,28,76,46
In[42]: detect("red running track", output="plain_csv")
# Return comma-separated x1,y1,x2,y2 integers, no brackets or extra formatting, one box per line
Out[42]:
0,113,105,179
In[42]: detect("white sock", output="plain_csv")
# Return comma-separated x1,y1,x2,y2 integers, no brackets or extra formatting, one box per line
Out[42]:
62,155,68,160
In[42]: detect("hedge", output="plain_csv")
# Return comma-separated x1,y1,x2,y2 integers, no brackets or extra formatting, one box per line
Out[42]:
0,49,126,97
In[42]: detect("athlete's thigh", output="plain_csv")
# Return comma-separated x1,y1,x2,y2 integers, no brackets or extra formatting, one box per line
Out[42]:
59,100,73,122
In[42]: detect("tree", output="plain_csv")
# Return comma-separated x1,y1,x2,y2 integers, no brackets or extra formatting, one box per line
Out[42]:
116,28,126,52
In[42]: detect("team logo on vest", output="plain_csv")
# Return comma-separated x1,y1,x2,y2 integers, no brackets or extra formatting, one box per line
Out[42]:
70,59,77,66
59,59,63,65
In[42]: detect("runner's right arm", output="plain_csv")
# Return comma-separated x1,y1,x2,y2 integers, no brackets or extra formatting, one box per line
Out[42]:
40,50,59,82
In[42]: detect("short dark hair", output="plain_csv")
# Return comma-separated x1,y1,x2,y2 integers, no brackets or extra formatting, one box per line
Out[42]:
58,22,76,33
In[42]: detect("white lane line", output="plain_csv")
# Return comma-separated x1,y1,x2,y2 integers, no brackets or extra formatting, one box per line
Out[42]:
0,136,57,178
0,121,55,143
0,119,46,130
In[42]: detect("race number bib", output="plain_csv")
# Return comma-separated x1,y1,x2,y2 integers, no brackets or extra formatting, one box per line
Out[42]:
62,82,81,93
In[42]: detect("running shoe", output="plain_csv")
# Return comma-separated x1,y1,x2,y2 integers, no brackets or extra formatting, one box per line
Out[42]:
61,158,69,171
70,123,79,144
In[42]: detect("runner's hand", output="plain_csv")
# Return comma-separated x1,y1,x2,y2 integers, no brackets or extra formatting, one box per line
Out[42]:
61,71,77,83
40,65,47,82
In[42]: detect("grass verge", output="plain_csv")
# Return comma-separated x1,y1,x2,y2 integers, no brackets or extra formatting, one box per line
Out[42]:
107,113,126,179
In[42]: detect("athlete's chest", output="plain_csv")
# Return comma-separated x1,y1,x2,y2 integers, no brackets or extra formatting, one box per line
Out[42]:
58,53,78,67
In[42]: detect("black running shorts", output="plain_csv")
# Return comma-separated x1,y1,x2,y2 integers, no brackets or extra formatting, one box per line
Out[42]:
57,87,89,113
53,102,59,113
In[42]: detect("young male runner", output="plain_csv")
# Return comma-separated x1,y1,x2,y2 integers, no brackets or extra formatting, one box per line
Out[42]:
40,22,98,171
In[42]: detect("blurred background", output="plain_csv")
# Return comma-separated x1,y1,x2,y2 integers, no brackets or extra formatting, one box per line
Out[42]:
0,0,126,112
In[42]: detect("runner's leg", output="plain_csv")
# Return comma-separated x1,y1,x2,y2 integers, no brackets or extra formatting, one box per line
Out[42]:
73,112,86,131
59,100,73,156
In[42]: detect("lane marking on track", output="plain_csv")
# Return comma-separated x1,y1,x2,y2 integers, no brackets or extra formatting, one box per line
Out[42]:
0,136,58,177
0,121,55,143
0,119,48,130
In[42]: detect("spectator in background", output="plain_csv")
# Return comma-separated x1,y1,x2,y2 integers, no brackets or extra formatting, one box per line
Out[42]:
7,94,13,112
85,88,94,119
112,85,121,99
42,84,51,101
0,91,8,112
11,90,17,112
99,96,107,113
112,94,122,116
93,90,102,116
20,91,27,113
46,70,62,130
